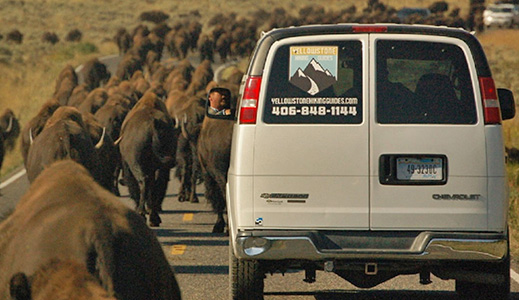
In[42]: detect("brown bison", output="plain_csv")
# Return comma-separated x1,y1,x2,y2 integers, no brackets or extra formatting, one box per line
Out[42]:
166,91,205,204
165,28,190,60
76,87,109,114
119,92,179,226
0,159,182,299
53,76,78,105
0,108,20,177
53,64,78,105
0,108,20,152
65,28,82,42
94,95,133,196
10,259,118,300
116,53,144,81
80,58,111,91
67,83,91,108
186,59,213,96
25,106,102,184
94,94,132,142
198,34,214,62
197,116,234,233
114,27,132,55
82,112,118,194
20,99,61,166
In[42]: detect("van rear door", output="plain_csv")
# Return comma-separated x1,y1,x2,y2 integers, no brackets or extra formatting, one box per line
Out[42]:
369,35,489,230
252,35,370,229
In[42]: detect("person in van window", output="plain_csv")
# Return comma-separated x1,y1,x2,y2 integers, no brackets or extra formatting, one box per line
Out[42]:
208,88,231,116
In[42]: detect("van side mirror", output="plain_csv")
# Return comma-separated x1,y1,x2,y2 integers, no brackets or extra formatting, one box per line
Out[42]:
498,88,516,120
206,87,235,120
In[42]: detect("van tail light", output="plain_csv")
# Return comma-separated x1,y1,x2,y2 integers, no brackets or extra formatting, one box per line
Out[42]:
239,76,262,124
479,77,502,125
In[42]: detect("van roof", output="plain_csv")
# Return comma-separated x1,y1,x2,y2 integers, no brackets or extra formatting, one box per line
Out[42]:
249,24,490,77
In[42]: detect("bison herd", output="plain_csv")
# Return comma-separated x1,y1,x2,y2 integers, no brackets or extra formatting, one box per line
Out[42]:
0,15,249,299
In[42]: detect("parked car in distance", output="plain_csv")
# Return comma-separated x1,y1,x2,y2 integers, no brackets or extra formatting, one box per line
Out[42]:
483,3,519,28
397,7,431,23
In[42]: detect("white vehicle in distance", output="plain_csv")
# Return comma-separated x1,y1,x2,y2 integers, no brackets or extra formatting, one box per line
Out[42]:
483,3,519,28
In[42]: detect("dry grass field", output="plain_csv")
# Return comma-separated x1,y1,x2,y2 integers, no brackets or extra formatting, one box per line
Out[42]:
2,0,519,255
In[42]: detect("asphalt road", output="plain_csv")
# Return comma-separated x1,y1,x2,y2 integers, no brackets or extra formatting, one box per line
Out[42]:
2,168,519,300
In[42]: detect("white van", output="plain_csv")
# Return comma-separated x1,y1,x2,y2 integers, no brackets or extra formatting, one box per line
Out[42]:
216,24,516,299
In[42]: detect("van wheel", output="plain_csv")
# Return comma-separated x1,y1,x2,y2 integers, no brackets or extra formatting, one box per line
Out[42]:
230,249,264,300
455,255,510,300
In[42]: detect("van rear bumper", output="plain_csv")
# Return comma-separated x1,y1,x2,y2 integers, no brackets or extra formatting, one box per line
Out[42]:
234,230,508,261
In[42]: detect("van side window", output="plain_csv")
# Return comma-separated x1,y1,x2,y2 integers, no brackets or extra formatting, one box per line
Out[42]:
263,41,363,124
376,40,477,124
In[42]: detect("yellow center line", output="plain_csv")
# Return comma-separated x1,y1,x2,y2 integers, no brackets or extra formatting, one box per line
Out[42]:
183,213,194,221
171,244,187,255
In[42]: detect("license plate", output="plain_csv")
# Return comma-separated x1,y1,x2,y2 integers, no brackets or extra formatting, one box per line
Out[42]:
396,157,443,181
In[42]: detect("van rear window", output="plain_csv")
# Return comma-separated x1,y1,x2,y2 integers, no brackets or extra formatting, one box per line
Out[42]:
263,41,363,124
376,40,477,124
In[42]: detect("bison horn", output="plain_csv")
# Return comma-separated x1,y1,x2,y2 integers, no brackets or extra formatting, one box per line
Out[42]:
5,115,13,133
29,128,34,145
95,127,106,149
114,135,122,145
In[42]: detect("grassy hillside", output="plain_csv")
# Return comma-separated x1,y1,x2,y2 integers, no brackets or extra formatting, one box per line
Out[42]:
2,0,519,255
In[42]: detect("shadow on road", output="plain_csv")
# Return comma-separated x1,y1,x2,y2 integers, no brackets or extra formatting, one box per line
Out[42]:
173,265,228,275
162,239,228,247
153,228,224,238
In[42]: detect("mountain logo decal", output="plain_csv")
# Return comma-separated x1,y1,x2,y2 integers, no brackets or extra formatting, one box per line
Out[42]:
289,46,338,95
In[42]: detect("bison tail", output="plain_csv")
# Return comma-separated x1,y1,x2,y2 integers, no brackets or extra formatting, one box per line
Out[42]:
152,128,176,168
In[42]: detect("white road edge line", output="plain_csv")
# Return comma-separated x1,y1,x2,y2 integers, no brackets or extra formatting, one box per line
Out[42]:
511,268,519,284
0,168,26,189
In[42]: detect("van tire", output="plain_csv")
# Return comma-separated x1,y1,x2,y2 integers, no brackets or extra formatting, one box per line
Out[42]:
455,254,510,300
230,249,264,300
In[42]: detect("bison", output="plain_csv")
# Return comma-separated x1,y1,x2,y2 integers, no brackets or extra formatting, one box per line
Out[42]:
76,87,109,114
80,58,111,91
53,65,78,96
82,112,119,194
25,106,102,184
0,108,20,152
118,92,179,226
20,99,61,166
185,59,214,96
0,108,20,176
197,116,234,233
116,53,144,81
114,27,132,55
166,91,205,204
0,159,182,299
